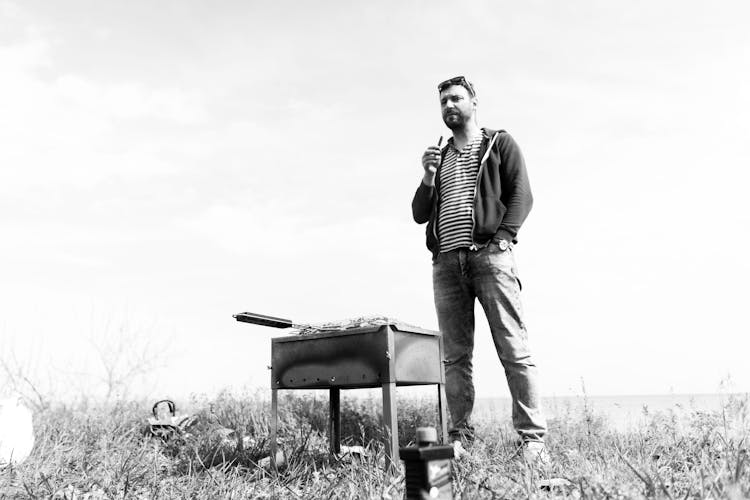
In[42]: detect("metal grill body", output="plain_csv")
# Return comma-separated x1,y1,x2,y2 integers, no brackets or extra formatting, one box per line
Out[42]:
270,323,448,468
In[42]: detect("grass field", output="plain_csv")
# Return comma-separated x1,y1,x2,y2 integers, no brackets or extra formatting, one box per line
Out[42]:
0,390,747,499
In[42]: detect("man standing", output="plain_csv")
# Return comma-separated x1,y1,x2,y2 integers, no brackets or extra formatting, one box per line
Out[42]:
412,76,548,460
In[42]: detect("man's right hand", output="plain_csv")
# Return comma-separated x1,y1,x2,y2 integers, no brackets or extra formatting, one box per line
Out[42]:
421,146,441,186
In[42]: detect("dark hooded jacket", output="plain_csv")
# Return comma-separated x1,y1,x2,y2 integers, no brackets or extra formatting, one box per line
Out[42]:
411,128,533,259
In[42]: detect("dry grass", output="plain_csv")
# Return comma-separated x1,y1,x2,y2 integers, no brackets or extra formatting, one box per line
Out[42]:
0,390,748,499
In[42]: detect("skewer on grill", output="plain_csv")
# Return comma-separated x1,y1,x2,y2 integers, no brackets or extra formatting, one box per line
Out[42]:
233,312,305,329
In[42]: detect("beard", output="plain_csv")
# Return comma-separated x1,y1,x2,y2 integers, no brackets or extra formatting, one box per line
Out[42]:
442,111,466,130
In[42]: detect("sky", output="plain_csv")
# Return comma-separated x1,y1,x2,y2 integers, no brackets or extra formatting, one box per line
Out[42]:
1,0,749,402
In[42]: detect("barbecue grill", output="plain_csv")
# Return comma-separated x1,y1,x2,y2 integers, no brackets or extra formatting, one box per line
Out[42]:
234,312,449,468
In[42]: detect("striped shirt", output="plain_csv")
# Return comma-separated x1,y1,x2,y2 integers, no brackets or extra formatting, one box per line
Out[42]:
438,133,484,252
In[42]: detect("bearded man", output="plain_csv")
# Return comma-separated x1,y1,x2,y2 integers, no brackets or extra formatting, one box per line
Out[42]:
411,76,548,461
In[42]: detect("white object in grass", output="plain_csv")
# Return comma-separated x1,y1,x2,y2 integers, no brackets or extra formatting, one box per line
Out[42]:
0,397,35,465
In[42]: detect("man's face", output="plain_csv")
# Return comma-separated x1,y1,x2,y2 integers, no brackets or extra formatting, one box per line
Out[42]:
440,85,476,129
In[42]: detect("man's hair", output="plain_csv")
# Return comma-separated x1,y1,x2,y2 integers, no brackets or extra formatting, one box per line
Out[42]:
438,76,476,98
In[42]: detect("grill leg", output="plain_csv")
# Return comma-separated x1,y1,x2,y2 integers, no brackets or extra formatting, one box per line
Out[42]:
270,388,278,471
438,383,449,444
382,381,399,468
329,388,341,455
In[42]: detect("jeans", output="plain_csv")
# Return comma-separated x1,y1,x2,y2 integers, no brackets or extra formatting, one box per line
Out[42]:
433,244,547,443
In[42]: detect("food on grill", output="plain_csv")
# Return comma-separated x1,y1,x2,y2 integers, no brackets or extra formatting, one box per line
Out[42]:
234,313,421,336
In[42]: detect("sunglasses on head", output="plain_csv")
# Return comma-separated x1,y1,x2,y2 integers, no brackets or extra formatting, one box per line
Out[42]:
438,76,476,97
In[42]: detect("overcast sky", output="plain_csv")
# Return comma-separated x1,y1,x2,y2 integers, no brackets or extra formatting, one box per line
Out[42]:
1,0,748,402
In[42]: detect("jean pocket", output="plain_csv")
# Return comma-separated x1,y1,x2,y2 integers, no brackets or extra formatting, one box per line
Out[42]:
484,244,518,279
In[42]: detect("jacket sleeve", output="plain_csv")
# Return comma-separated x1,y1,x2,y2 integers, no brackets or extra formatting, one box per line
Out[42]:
496,133,533,242
411,181,435,224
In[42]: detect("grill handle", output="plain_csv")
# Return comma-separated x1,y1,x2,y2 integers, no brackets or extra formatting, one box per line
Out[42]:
233,312,294,329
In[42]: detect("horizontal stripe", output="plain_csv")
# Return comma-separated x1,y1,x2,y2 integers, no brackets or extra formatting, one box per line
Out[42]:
441,192,474,203
438,134,483,252
439,215,473,226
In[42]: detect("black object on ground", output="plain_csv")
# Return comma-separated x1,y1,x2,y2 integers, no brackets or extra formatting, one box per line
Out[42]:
400,427,454,499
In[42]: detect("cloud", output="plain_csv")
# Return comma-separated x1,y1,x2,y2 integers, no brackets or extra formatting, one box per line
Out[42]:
55,75,206,123
0,26,207,194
